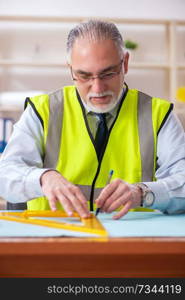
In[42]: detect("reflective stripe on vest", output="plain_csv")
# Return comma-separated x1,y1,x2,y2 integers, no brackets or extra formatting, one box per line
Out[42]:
138,91,154,181
43,89,64,168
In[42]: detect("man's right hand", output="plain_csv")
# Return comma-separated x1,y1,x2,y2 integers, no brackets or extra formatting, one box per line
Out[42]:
40,170,90,218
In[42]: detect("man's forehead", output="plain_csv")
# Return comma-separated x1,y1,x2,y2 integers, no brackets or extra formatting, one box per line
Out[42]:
71,38,121,67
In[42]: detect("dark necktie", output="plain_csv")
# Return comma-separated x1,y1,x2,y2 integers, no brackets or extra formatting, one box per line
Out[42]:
95,113,108,159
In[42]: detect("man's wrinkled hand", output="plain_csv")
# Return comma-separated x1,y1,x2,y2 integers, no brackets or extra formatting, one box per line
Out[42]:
95,179,142,219
40,170,90,218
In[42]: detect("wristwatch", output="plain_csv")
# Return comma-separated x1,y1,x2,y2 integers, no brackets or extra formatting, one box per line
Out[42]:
134,183,155,207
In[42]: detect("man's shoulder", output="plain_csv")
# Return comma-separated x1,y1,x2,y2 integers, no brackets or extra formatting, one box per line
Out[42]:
48,85,75,98
133,89,173,110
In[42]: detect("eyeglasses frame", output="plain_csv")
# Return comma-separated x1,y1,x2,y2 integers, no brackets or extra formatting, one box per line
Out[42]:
70,59,124,83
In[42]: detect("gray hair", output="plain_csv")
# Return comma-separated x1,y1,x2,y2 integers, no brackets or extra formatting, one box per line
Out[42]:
66,19,124,63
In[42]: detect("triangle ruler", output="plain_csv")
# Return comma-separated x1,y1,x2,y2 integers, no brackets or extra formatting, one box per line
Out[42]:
0,210,108,237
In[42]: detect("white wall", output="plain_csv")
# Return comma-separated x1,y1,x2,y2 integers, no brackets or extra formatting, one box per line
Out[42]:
0,0,185,20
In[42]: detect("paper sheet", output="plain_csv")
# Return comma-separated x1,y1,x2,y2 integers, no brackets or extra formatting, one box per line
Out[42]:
0,211,185,237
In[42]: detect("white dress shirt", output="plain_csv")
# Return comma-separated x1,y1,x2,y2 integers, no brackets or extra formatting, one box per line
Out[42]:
0,96,185,214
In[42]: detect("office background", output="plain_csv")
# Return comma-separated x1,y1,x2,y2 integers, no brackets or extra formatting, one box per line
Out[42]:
0,0,185,110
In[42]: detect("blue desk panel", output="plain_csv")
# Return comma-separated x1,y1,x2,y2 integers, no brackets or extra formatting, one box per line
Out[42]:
0,211,185,237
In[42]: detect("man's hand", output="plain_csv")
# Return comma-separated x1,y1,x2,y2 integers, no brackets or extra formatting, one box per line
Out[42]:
40,170,90,218
95,179,142,219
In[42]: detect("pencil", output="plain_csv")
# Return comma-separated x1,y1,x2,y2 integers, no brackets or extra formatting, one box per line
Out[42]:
95,170,114,216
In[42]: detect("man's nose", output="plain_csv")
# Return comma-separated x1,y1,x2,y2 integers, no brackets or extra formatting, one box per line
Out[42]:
90,77,106,93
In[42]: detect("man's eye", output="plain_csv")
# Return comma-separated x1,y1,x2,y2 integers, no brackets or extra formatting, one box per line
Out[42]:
100,72,115,79
79,74,91,80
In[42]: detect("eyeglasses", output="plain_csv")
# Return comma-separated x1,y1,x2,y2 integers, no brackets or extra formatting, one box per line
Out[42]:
71,59,123,83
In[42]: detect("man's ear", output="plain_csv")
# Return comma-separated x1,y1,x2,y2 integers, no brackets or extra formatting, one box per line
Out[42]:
123,51,129,74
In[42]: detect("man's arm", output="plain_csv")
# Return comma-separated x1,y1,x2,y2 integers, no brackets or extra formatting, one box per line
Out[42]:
0,106,47,203
0,106,90,217
145,111,185,214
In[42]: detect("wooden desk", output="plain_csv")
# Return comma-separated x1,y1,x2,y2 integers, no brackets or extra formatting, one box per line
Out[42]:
0,237,185,277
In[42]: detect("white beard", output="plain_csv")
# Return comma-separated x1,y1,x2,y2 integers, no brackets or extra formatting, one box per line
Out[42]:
82,90,123,113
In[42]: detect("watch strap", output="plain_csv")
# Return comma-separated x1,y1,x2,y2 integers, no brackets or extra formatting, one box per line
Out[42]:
134,183,154,207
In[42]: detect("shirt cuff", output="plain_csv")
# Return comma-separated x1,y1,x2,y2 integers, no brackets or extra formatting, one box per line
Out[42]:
23,167,52,200
143,181,170,211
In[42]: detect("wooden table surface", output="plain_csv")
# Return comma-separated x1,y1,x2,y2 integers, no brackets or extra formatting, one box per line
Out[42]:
0,236,185,278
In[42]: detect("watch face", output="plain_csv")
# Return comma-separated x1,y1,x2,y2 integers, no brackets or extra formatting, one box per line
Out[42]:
145,192,154,206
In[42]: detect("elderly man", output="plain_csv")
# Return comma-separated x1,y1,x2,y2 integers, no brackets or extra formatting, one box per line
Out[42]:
0,20,185,219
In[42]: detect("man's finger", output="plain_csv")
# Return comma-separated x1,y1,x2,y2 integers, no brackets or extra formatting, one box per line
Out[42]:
48,193,58,211
57,195,74,216
113,201,132,220
63,186,90,217
95,181,118,207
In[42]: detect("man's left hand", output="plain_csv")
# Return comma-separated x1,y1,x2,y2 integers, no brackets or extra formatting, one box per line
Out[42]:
95,179,142,219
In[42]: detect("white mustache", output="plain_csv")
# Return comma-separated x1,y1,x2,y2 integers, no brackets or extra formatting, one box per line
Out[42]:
87,91,114,100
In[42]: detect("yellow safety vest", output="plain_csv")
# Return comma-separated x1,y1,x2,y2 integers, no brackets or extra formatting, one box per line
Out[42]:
26,85,172,211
